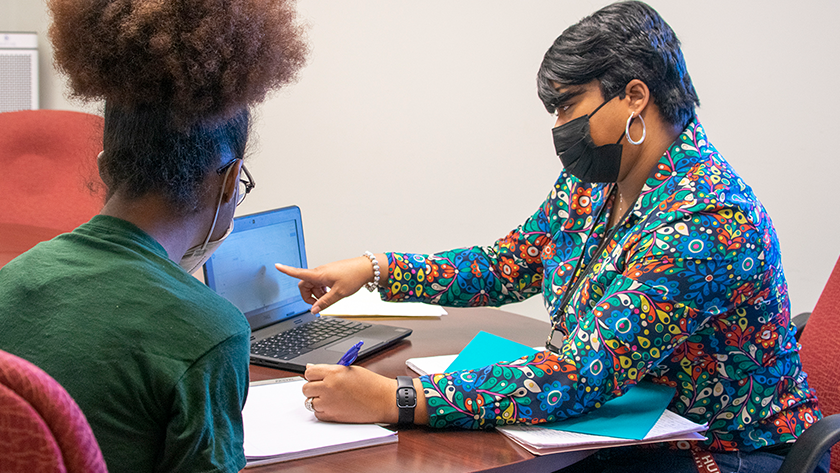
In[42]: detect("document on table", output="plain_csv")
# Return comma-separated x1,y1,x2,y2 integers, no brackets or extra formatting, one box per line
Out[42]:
497,408,707,455
319,289,447,317
242,377,397,467
405,354,458,376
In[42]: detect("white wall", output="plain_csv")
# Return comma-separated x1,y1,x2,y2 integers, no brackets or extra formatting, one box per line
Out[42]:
1,1,80,113
5,1,839,321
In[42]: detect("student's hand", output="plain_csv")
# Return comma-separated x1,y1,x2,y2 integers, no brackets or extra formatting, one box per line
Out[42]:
301,364,428,425
275,253,388,314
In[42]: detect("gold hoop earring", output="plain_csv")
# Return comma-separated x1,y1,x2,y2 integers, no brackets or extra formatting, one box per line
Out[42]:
626,112,646,145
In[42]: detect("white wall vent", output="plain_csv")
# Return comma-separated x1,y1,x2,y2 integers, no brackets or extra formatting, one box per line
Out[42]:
0,32,39,112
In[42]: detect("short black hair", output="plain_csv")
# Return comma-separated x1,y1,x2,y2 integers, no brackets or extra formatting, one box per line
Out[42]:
537,1,699,128
100,104,251,214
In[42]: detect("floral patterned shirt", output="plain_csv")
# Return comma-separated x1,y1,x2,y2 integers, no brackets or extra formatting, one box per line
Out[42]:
381,119,821,452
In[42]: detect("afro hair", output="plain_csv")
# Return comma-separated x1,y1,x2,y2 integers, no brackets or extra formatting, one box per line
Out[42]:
49,0,308,127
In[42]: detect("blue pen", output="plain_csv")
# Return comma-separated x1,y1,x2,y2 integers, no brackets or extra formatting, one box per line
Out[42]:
337,341,364,366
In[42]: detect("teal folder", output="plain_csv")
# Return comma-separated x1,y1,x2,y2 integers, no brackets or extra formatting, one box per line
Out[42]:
542,382,675,440
445,331,538,373
444,331,675,440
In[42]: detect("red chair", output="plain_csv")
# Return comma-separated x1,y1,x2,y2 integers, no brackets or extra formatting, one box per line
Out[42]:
0,349,107,472
0,110,106,266
779,255,840,473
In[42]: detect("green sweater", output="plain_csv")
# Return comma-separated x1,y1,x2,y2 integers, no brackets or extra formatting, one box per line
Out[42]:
0,215,251,472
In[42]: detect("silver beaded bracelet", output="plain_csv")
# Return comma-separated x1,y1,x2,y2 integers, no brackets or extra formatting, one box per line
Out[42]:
362,251,381,292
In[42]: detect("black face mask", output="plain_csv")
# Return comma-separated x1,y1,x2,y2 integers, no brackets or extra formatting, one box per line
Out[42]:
552,95,626,183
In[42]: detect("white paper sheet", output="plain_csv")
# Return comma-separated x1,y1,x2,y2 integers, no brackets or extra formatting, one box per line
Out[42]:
242,377,397,466
405,354,458,376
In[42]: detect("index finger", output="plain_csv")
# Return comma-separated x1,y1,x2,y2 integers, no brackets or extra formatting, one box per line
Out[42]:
275,263,317,281
277,264,327,305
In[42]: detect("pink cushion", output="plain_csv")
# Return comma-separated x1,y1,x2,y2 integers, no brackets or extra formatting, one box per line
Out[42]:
0,350,107,473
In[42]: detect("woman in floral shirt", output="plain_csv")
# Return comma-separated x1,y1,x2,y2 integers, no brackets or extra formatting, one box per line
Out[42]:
278,2,824,471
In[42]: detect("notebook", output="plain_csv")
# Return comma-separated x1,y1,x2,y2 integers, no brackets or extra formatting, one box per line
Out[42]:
203,205,412,372
243,377,397,467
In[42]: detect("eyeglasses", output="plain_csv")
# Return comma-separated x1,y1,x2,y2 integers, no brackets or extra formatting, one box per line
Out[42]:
217,158,256,206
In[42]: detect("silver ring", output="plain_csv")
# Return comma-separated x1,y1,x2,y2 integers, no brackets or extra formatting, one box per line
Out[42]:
304,397,316,412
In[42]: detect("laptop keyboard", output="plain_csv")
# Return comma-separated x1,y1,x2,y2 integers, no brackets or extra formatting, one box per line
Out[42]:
251,317,372,361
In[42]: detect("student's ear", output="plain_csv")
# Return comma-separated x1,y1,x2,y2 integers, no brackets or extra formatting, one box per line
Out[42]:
624,79,650,116
221,159,243,204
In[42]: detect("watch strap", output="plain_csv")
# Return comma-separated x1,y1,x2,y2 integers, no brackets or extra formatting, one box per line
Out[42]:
396,376,416,425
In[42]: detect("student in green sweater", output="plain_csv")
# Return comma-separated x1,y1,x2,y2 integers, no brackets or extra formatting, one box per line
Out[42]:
0,0,306,471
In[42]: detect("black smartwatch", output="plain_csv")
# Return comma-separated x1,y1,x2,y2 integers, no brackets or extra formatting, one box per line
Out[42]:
396,376,416,425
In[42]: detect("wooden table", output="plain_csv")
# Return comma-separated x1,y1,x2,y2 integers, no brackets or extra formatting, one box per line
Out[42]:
247,307,592,472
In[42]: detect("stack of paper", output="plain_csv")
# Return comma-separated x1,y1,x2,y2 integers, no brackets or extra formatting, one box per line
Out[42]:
498,409,707,455
242,377,397,467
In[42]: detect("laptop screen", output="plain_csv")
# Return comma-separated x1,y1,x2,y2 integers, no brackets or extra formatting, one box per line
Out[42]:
204,206,312,330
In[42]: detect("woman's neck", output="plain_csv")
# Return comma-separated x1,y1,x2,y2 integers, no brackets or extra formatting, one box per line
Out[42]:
608,120,682,228
100,192,209,261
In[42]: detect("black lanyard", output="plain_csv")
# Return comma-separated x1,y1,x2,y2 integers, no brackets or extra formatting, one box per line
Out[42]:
545,188,634,353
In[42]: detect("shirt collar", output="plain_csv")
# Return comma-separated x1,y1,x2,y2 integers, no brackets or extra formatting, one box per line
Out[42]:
625,117,707,223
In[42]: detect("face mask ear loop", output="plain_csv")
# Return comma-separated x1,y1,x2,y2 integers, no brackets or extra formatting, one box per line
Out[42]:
625,112,646,145
588,89,629,146
200,162,235,251
587,96,612,119
588,86,627,119
614,129,627,145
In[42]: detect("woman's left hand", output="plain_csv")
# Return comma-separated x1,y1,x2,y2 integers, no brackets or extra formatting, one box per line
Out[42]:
302,364,399,423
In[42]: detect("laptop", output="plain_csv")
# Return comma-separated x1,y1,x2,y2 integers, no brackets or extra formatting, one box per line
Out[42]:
203,205,412,372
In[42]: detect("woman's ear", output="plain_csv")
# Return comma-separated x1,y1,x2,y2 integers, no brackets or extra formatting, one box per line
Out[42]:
221,159,243,204
97,150,116,199
624,79,650,116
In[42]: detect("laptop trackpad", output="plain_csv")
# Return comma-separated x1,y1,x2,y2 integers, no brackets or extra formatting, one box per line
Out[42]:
326,337,384,353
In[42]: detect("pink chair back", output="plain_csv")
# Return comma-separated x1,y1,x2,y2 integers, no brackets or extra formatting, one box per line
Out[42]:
798,255,840,473
0,109,106,228
0,110,106,266
0,349,107,473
